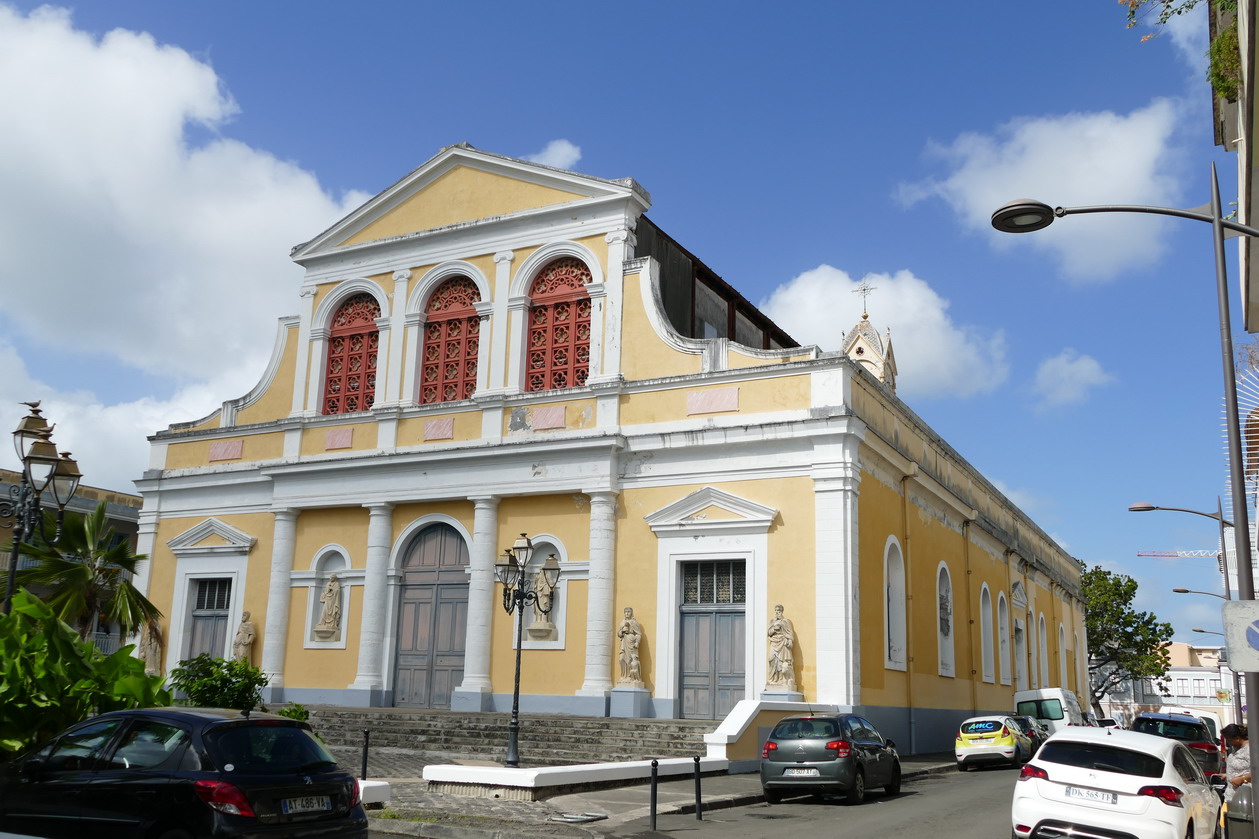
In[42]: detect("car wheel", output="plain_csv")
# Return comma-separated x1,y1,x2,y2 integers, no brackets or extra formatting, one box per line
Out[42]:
763,788,781,804
885,762,902,796
956,760,968,772
846,768,866,805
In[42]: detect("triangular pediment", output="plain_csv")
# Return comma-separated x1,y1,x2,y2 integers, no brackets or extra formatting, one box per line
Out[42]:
1011,580,1028,609
292,144,650,259
167,518,257,556
645,486,777,532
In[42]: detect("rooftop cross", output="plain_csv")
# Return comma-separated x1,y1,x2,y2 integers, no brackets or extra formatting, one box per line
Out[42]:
853,278,877,318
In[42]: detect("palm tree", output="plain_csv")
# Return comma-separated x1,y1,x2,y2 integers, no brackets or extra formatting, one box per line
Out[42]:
11,501,162,641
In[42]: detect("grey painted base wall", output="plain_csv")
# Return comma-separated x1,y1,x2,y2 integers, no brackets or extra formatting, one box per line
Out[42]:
863,704,1007,755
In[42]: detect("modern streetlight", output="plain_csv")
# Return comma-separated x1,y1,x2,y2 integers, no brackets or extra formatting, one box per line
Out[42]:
1130,499,1234,600
1194,628,1226,636
494,533,560,768
994,168,1259,782
1174,587,1228,599
1,402,82,614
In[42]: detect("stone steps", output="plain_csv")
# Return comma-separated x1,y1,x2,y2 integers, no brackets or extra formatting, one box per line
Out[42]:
306,706,713,766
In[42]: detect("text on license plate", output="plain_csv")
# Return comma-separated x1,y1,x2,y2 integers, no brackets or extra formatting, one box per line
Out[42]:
1065,786,1117,805
281,795,331,814
784,768,820,776
968,738,993,744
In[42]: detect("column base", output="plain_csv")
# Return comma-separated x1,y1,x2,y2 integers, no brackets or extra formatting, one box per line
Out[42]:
451,688,494,712
761,690,804,703
610,687,652,718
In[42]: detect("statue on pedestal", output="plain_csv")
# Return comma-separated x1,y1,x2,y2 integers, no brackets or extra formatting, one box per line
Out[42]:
314,574,343,639
765,604,796,691
617,606,644,688
233,611,256,663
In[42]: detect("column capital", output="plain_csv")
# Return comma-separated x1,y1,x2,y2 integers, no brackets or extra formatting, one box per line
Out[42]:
363,501,396,514
494,251,515,264
392,269,412,283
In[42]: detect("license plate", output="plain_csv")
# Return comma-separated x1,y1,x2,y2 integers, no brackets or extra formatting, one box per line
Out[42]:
1065,786,1117,805
281,795,331,814
968,738,993,744
784,768,819,777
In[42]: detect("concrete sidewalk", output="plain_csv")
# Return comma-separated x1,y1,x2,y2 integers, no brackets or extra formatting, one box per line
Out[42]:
359,749,957,838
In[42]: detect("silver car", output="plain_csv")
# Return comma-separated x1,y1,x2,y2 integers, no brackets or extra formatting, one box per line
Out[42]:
759,713,901,804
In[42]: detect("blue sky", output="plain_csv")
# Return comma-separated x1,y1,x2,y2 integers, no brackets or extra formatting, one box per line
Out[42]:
0,1,1243,643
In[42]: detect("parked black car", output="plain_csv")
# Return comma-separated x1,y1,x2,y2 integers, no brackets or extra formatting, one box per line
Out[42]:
760,713,901,804
1008,714,1049,753
1129,711,1225,777
0,707,368,839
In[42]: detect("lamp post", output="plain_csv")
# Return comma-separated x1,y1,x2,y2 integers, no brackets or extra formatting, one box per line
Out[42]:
494,533,560,768
1130,499,1234,600
995,172,1259,803
1,402,82,615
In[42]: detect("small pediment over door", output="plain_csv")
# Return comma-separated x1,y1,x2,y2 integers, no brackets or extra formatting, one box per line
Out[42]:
644,486,778,534
1011,580,1028,611
167,518,257,558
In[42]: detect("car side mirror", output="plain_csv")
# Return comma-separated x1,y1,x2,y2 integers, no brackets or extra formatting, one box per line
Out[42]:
885,739,895,749
20,758,44,782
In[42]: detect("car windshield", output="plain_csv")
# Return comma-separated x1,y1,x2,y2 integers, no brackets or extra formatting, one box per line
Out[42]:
770,718,840,740
204,723,338,774
1016,699,1064,721
961,719,1005,735
1038,740,1164,778
1131,718,1209,743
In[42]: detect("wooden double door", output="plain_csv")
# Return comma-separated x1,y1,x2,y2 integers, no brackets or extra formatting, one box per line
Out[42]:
393,524,468,708
679,560,747,720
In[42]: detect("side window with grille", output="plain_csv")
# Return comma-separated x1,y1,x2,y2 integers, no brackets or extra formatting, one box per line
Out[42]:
682,561,746,605
188,578,232,658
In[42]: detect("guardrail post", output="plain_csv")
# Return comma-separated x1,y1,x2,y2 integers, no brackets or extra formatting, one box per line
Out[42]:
694,755,702,820
361,728,370,780
650,759,659,831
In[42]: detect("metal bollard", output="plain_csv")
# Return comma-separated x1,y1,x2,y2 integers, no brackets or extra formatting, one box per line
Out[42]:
361,729,370,780
694,755,703,820
650,759,659,832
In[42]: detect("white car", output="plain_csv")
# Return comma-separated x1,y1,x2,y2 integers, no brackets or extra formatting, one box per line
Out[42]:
1011,726,1220,839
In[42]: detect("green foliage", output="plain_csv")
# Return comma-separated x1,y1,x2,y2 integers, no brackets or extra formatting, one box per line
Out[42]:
0,590,170,755
1084,566,1174,713
9,501,162,640
273,702,310,722
1209,19,1241,101
168,654,269,711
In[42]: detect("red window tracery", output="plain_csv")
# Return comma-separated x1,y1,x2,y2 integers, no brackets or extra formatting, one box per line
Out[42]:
420,277,481,404
526,258,592,392
323,293,381,415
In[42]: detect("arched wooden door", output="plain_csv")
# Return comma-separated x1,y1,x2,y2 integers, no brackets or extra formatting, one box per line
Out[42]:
393,524,469,708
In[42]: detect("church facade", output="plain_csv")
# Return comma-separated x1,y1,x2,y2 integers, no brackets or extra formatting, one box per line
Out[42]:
134,144,1085,753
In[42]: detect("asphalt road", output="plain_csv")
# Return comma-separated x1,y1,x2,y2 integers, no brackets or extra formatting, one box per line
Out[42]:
602,763,1019,838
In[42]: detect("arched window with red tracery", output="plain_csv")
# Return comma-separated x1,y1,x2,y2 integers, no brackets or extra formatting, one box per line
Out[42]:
420,277,481,404
526,257,592,392
323,293,381,415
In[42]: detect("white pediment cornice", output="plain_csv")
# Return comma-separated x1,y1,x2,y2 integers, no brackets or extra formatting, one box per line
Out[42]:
167,518,257,556
291,144,650,261
1011,580,1028,610
644,486,777,533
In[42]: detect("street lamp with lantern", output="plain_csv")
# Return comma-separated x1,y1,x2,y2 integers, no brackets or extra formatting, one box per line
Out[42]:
494,533,561,768
2,401,82,614
994,173,1259,785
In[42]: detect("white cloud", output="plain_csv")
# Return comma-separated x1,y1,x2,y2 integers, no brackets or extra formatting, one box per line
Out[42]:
758,265,1009,399
526,139,582,169
899,99,1186,282
0,5,368,490
1031,348,1116,411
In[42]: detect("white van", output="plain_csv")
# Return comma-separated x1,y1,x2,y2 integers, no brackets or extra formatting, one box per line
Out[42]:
1014,688,1087,735
1159,706,1223,743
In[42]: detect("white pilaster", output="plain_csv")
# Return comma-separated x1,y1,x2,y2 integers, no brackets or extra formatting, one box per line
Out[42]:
380,269,411,406
579,491,618,697
813,435,863,707
292,288,317,416
488,251,514,393
593,227,631,383
132,509,159,597
260,509,299,688
350,502,395,693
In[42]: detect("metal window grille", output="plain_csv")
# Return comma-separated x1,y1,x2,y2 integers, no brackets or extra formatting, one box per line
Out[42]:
195,579,232,611
682,561,746,605
526,258,591,393
323,293,381,415
420,277,480,404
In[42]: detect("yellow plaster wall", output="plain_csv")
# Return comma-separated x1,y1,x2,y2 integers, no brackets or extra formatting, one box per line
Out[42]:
234,322,300,426
619,376,810,428
397,412,482,447
618,269,702,381
300,423,379,456
163,432,285,470
341,167,587,246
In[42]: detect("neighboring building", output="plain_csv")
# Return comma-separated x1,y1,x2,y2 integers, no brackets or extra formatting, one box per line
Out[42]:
1096,641,1238,727
134,144,1086,754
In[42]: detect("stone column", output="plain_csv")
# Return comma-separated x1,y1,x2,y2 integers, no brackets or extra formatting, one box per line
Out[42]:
578,491,617,711
260,509,298,701
453,495,500,711
349,502,394,704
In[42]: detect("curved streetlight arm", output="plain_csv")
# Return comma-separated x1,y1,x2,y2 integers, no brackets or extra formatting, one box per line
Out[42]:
1055,204,1259,241
1128,503,1234,528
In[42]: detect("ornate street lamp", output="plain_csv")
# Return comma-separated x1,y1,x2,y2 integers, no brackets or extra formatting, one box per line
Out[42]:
2,402,82,614
494,533,561,768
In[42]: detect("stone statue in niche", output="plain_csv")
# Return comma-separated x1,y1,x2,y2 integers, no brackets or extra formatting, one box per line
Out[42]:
233,611,256,662
314,574,342,640
526,571,557,641
939,590,952,637
765,604,796,691
617,606,644,688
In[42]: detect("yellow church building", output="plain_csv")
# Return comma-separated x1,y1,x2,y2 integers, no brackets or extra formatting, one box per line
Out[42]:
134,144,1086,753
